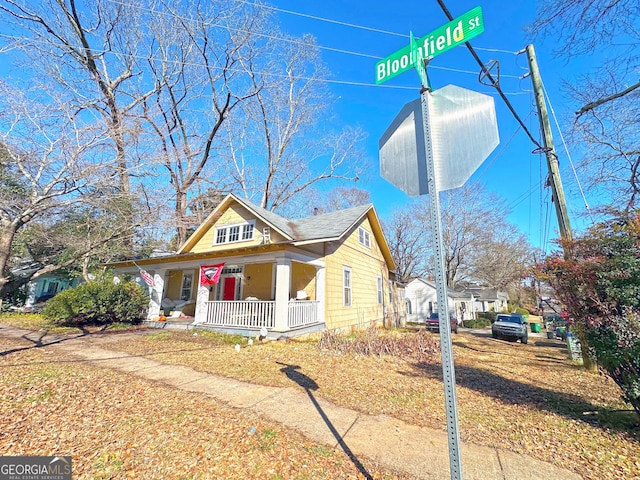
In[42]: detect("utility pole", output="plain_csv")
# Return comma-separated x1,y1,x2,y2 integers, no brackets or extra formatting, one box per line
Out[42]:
525,44,573,249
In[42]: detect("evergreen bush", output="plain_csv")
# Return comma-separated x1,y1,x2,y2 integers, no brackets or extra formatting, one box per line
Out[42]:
42,279,147,326
477,311,497,322
462,318,491,328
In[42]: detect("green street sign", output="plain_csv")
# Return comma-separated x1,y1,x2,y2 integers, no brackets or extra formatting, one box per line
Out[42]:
410,31,429,89
376,6,484,85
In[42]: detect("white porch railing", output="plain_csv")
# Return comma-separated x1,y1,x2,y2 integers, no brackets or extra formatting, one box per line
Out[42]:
204,301,275,328
288,300,320,328
201,300,321,330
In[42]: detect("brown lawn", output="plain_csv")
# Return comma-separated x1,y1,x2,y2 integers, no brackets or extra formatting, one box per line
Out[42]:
0,316,638,480
0,334,408,479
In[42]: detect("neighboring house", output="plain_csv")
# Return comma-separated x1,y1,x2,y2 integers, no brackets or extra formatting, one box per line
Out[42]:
109,193,403,337
9,262,82,308
405,278,475,323
463,286,509,313
24,274,82,308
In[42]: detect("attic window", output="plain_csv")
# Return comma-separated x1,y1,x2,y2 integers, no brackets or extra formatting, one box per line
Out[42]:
358,227,371,248
214,220,255,245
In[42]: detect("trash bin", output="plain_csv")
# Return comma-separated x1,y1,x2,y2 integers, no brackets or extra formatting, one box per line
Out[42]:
556,327,567,340
546,331,554,339
530,322,541,333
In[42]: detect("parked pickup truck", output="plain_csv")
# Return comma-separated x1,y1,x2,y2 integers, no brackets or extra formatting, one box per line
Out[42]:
491,313,528,344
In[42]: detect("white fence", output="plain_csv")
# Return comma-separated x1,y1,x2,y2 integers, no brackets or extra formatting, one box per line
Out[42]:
202,300,321,330
287,300,320,328
204,301,275,328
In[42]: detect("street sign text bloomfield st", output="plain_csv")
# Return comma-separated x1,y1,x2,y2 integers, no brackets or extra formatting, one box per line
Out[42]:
376,6,483,84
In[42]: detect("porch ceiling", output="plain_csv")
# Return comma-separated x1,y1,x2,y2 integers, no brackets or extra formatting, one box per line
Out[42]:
109,244,324,271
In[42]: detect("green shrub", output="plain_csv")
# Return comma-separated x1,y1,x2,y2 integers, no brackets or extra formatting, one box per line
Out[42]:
462,318,491,329
587,315,640,416
42,279,147,326
477,311,497,323
515,307,530,315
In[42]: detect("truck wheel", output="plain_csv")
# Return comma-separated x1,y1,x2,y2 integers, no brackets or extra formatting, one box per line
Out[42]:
492,332,498,339
521,336,528,345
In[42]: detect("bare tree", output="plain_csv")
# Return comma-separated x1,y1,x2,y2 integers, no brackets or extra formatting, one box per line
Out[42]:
0,83,137,299
470,224,532,290
140,0,268,246
384,204,428,283
530,1,640,208
285,186,372,218
0,0,158,196
226,33,366,212
530,0,640,114
412,183,531,289
566,75,640,209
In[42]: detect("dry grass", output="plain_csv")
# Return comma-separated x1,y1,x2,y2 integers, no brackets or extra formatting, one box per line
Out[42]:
1,313,639,479
0,335,408,479
102,327,640,480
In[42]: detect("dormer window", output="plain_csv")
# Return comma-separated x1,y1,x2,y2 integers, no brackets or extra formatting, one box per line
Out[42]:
358,226,371,248
214,220,255,245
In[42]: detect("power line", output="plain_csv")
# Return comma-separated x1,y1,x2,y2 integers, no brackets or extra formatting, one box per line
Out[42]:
0,30,528,92
540,77,595,224
435,0,543,152
100,0,524,79
240,0,518,55
240,0,407,38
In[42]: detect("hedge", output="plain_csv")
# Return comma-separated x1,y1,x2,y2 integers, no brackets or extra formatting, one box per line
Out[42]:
42,279,147,326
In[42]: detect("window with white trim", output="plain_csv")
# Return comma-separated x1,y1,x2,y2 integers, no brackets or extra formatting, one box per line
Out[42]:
181,272,193,300
343,266,352,307
214,220,255,245
228,225,240,242
241,223,253,240
376,275,383,304
358,226,371,248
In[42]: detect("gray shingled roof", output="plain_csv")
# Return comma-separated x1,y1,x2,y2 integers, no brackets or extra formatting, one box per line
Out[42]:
289,204,372,242
233,196,294,238
410,278,473,299
233,195,372,242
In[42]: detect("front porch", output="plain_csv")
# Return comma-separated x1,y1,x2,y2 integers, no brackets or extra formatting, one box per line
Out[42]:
143,251,326,337
146,299,324,338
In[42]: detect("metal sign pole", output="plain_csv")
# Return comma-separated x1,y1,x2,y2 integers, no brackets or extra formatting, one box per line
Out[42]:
420,86,463,480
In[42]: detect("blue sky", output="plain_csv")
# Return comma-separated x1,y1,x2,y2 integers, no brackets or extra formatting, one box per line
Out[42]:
267,0,594,252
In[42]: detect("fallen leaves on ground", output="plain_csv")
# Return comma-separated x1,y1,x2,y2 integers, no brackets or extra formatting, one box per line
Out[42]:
0,336,410,479
104,328,640,480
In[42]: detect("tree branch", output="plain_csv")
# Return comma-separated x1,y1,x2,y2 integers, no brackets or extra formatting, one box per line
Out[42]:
576,79,640,117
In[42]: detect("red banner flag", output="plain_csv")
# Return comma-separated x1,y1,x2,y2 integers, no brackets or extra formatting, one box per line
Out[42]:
200,264,224,285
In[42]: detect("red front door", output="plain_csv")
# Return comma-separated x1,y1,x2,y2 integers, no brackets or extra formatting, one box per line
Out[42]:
222,277,236,301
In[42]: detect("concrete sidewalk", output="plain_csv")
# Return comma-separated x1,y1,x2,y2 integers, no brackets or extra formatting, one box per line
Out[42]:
0,325,582,480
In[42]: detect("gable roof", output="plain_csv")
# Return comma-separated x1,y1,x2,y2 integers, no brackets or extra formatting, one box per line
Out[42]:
178,193,395,268
289,204,373,243
462,286,507,301
406,278,474,300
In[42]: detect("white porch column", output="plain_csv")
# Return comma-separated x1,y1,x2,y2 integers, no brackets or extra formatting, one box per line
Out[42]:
273,259,291,331
194,275,210,324
147,269,167,320
315,266,325,323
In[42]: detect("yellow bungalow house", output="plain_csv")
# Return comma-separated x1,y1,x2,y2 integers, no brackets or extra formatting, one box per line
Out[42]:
110,193,402,337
